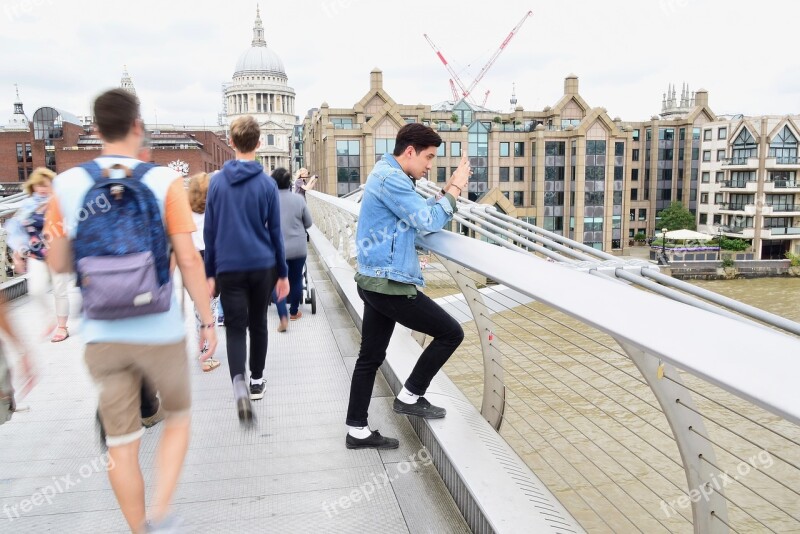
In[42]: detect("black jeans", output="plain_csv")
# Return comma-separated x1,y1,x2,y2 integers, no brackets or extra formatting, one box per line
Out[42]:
218,268,277,381
345,287,464,427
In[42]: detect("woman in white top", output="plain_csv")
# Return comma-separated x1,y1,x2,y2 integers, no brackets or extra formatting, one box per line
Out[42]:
188,172,221,372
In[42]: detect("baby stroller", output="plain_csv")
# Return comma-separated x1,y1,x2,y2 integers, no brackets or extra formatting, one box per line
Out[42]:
303,264,317,314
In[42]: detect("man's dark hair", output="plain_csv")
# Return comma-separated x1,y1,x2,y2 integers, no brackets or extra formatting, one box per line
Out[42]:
392,123,442,156
93,89,140,143
271,167,292,190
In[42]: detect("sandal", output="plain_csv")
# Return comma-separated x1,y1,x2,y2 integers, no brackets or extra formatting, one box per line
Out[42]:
201,358,220,372
50,326,69,343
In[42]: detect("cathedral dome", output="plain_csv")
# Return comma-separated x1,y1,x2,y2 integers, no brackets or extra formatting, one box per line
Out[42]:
233,6,286,78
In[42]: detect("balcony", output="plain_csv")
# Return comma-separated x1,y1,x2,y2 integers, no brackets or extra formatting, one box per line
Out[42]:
717,202,750,213
767,204,800,215
719,179,757,190
764,179,800,192
769,226,800,238
769,156,799,167
721,156,759,168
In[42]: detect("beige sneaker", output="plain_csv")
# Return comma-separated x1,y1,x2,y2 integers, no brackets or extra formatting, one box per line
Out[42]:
277,317,289,332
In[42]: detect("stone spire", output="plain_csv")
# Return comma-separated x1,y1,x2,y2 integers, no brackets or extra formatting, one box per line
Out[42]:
120,65,137,96
252,4,266,47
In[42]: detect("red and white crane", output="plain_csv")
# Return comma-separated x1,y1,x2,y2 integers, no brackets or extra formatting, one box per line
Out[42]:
424,10,533,106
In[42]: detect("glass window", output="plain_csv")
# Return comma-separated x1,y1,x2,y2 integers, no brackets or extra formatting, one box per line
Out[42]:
702,150,711,162
702,171,710,183
691,148,699,160
692,127,701,140
331,117,354,129
703,129,712,141
499,142,509,157
336,139,361,196
679,128,686,141
632,129,640,141
646,129,652,141
638,208,647,221
436,143,446,157
514,142,524,157
513,167,524,181
718,127,727,140
468,121,489,200
716,149,725,161
499,167,509,182
632,149,639,161
451,141,461,157
437,167,447,182
699,213,708,224
544,191,564,206
768,126,798,164
629,209,636,221
615,142,624,157
631,168,639,181
659,128,674,141
716,171,724,183
630,188,638,200
16,143,23,163
24,143,32,162
732,127,757,163
513,191,524,206
375,138,395,160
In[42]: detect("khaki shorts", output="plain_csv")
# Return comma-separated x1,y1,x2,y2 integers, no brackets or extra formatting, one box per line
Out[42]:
85,340,191,446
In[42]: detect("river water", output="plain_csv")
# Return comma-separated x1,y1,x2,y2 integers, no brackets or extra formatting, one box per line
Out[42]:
439,274,800,534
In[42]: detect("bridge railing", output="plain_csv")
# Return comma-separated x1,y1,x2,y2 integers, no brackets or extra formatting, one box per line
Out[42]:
308,185,800,534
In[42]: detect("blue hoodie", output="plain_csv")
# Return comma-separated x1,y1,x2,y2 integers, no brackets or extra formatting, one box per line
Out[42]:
204,159,287,278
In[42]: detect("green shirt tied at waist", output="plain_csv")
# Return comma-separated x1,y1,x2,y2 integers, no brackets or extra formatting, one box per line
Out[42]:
354,190,457,297
355,273,417,296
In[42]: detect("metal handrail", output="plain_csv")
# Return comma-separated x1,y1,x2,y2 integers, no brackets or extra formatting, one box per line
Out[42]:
308,187,800,532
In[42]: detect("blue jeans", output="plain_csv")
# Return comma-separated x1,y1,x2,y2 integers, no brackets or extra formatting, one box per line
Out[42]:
273,256,306,318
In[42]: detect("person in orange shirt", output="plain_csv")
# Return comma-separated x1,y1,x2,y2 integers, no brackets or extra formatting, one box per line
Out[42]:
46,89,217,533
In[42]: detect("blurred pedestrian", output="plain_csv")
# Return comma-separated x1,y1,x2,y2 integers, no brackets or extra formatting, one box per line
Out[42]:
204,115,289,423
270,168,312,332
6,168,71,342
188,172,221,372
46,88,217,532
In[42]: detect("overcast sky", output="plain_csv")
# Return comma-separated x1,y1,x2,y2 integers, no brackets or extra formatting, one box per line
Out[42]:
1,0,797,127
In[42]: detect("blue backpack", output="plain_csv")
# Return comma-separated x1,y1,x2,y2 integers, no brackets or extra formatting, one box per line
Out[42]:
73,161,173,320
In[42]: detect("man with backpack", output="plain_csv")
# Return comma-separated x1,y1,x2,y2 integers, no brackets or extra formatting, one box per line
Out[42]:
203,115,289,423
45,88,217,532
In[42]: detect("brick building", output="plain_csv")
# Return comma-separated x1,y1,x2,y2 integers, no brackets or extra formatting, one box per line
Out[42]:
0,95,233,191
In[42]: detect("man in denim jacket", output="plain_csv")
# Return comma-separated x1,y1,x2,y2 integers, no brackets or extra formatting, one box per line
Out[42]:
345,123,471,449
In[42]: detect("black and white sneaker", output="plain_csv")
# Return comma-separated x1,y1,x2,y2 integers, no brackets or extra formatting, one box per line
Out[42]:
393,396,446,419
345,430,399,450
250,381,265,400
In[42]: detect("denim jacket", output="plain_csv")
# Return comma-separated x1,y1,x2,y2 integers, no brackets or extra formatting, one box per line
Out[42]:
356,154,455,286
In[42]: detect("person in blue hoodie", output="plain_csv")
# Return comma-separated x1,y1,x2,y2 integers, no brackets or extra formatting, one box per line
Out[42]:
204,115,289,423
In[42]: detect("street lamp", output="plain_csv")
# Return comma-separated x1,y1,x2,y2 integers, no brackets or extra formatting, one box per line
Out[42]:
662,227,668,258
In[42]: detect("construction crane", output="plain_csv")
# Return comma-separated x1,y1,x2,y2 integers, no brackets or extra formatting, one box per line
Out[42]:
424,10,533,106
423,33,470,101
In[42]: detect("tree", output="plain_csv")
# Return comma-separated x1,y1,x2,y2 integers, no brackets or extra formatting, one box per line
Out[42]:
658,202,696,231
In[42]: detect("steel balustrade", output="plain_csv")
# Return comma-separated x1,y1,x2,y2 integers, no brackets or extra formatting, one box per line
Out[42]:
306,186,800,533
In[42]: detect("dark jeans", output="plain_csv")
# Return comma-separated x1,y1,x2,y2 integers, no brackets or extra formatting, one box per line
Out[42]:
218,268,277,381
274,256,306,318
345,287,464,427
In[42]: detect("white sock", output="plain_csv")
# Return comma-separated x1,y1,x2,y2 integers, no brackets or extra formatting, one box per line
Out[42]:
348,425,371,439
396,387,420,405
250,378,264,386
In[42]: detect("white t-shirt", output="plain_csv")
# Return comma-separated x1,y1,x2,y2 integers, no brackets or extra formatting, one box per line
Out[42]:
192,211,205,251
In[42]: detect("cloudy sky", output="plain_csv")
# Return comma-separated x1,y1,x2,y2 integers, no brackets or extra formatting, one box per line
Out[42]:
0,0,797,127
